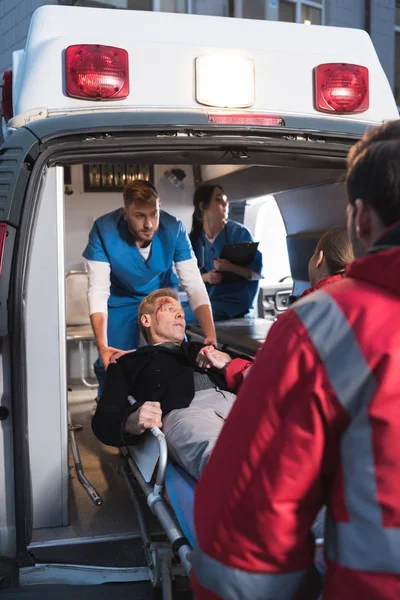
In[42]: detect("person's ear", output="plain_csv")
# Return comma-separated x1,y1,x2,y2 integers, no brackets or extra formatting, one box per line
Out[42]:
140,313,152,331
315,250,324,268
121,205,128,220
354,199,371,240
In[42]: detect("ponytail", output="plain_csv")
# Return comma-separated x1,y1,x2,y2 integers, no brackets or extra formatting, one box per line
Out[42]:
317,227,354,275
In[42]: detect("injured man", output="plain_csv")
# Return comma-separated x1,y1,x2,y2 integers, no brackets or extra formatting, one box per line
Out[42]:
92,288,251,480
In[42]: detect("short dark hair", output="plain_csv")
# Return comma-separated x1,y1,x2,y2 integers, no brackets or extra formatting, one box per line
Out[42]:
346,120,400,227
138,288,179,342
123,180,158,207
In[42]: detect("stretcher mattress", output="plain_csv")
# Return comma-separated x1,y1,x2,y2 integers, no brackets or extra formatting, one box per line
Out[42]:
164,461,327,580
165,461,197,547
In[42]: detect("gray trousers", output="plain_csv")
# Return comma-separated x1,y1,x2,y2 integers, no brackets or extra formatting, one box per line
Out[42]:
162,388,236,480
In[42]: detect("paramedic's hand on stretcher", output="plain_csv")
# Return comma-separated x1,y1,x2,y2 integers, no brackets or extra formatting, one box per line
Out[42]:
196,346,232,371
125,402,163,436
100,346,126,369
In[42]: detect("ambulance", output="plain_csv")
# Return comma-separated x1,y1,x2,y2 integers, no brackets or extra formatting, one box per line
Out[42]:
0,4,398,597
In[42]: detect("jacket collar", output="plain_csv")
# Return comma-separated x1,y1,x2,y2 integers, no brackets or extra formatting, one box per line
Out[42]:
347,221,400,297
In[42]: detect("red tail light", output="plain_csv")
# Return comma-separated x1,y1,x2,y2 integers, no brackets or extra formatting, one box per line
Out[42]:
0,71,13,122
208,113,285,126
66,44,129,100
0,224,7,275
314,63,369,113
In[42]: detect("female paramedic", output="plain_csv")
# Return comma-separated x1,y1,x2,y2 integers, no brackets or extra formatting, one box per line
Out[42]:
188,184,263,321
83,179,216,389
301,227,354,298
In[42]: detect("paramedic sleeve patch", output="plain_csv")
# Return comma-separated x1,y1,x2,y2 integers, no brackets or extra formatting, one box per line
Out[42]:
83,222,110,263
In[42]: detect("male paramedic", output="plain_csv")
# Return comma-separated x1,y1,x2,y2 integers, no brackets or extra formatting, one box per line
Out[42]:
192,120,400,600
83,180,216,388
91,288,251,481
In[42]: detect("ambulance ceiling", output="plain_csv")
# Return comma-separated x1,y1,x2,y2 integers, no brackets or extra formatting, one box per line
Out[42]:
202,165,347,236
204,165,348,287
202,165,343,203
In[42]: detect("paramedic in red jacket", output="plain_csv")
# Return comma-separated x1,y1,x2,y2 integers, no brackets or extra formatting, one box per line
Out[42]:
300,226,354,298
192,120,400,600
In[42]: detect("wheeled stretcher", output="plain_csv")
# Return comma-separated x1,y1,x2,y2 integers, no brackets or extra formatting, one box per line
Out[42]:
119,424,194,599
113,319,326,598
118,423,326,599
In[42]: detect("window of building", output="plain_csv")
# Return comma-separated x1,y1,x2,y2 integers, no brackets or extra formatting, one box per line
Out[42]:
157,0,230,15
279,0,323,25
241,1,266,20
395,2,400,106
279,0,296,22
190,0,229,16
159,0,187,11
64,0,153,9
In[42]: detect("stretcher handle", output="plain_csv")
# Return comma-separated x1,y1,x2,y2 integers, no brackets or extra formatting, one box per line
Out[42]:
127,395,167,493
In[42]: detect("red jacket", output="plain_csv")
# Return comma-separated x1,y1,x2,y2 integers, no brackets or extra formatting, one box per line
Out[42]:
300,273,344,298
192,228,400,600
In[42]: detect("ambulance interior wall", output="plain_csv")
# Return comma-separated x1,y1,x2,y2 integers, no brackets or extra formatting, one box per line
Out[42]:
275,181,348,296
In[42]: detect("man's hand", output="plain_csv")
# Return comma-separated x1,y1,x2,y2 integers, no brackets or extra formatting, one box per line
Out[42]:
125,402,163,436
202,270,223,285
99,346,127,369
197,346,232,371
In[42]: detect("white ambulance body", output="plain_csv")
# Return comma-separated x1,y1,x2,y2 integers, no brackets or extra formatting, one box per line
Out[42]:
7,6,397,126
0,5,398,595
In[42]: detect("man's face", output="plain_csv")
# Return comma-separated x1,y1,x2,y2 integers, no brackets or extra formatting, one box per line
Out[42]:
144,297,186,344
122,198,160,245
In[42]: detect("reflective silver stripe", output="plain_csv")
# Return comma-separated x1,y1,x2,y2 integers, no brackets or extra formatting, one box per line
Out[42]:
325,514,400,573
193,546,306,600
293,292,376,420
294,292,400,574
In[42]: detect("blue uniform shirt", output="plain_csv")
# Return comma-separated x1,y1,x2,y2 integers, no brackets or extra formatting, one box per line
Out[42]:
192,219,263,321
83,208,193,352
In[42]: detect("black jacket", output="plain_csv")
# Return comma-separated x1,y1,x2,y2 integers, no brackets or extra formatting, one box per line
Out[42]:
91,341,236,447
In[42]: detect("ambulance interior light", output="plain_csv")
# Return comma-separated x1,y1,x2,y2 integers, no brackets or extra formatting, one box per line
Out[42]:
65,44,129,100
314,63,369,113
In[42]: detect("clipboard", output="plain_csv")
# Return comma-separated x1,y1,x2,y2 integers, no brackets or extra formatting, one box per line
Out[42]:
220,242,259,266
218,242,259,282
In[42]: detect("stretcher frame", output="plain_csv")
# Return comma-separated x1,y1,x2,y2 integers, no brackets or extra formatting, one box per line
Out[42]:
120,426,192,599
